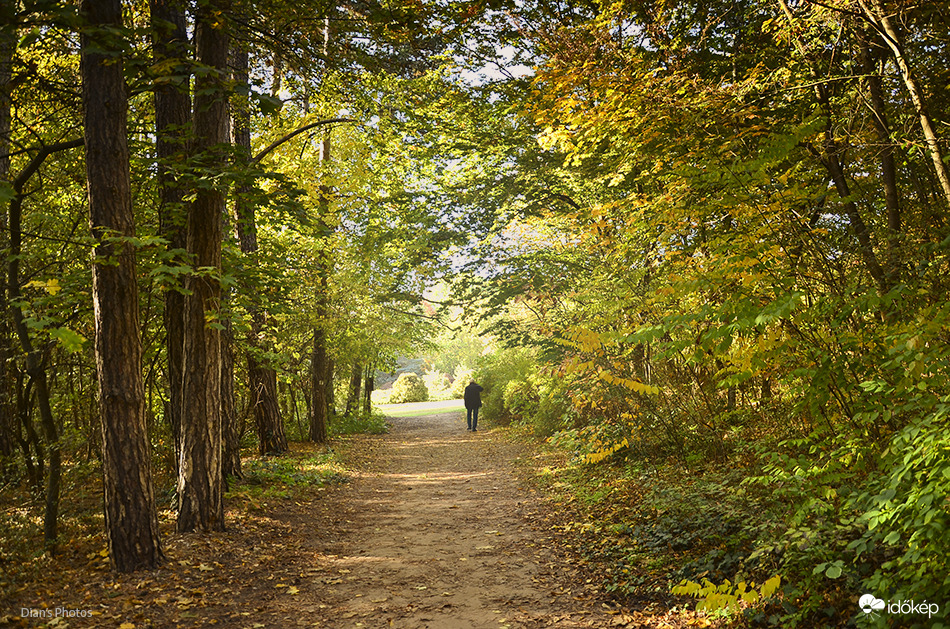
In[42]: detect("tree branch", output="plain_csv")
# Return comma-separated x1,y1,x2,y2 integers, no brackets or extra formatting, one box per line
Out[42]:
252,118,354,164
12,138,85,192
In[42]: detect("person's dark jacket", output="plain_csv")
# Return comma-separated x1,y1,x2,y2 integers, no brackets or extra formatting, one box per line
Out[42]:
464,382,484,409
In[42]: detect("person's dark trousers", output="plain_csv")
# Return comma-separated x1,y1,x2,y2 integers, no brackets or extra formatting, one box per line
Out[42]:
467,406,479,431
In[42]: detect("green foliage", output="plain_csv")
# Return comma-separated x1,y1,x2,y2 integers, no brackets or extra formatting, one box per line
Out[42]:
421,369,454,401
474,347,538,425
240,454,346,490
427,313,490,378
388,372,429,404
329,411,389,437
502,379,539,421
450,365,474,398
673,575,782,616
850,411,950,613
443,0,950,623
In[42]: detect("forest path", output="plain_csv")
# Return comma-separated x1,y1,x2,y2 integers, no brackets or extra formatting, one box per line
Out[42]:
278,411,631,628
1,412,674,628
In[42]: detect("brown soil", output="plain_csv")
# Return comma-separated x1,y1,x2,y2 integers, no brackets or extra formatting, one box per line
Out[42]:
1,412,686,628
283,411,623,628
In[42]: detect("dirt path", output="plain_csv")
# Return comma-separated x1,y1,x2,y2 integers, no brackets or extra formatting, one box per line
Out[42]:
283,412,627,628
3,412,670,628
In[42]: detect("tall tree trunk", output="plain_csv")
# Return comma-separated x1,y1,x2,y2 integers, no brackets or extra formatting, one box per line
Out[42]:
221,318,241,478
15,375,44,493
231,44,287,456
7,139,81,547
81,0,163,570
859,0,950,213
326,358,335,416
778,0,889,293
856,30,901,285
150,0,190,472
309,125,333,443
0,22,15,463
177,0,229,534
345,362,362,416
362,364,374,415
309,327,329,443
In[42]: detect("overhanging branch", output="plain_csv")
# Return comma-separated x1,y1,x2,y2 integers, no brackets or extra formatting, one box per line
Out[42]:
252,118,354,164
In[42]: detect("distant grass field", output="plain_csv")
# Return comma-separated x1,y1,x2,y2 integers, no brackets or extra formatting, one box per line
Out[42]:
379,400,465,417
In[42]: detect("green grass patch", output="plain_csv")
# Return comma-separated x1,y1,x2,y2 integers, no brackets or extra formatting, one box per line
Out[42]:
228,443,348,502
329,411,389,436
379,401,464,417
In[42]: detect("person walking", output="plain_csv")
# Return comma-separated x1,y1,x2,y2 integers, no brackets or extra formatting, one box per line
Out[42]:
464,380,484,431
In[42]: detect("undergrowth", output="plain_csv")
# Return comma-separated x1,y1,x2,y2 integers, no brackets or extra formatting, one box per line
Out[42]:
0,427,372,605
329,410,389,437
510,423,799,627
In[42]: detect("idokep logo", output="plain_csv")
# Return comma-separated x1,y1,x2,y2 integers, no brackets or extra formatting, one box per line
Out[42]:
859,594,885,618
859,594,941,619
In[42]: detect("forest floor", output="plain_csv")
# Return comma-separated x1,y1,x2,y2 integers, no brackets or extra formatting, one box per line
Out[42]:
2,411,711,628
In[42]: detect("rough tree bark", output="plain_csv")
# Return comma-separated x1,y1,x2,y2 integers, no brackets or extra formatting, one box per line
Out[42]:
7,139,82,543
231,44,286,456
345,362,362,416
81,0,163,570
778,0,889,294
309,129,332,444
149,0,190,467
177,0,229,533
309,327,329,443
0,22,15,463
362,364,374,415
856,27,901,285
220,318,241,478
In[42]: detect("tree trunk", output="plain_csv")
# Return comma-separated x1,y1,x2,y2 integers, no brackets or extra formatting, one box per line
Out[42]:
309,127,333,443
81,0,163,570
362,365,374,415
859,0,950,213
326,358,335,416
15,375,43,492
345,362,362,416
231,44,287,456
0,23,15,464
150,0,190,471
177,0,229,534
309,328,329,443
856,31,901,284
7,138,82,548
221,319,241,478
777,0,889,293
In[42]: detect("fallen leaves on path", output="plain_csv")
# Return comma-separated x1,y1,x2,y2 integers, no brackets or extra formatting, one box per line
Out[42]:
3,421,716,628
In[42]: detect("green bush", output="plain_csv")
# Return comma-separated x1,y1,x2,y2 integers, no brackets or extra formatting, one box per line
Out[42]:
474,347,537,424
503,379,540,421
329,410,389,436
423,370,454,400
388,372,429,404
451,365,475,398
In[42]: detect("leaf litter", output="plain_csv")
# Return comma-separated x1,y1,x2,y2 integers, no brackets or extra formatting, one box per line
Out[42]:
2,414,717,628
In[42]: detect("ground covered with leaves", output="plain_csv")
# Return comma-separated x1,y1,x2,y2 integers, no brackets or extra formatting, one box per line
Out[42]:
1,411,717,628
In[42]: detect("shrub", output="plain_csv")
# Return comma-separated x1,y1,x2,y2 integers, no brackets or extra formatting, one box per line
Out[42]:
388,373,429,404
474,347,537,424
330,410,389,436
423,370,453,401
503,379,540,421
451,365,475,398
